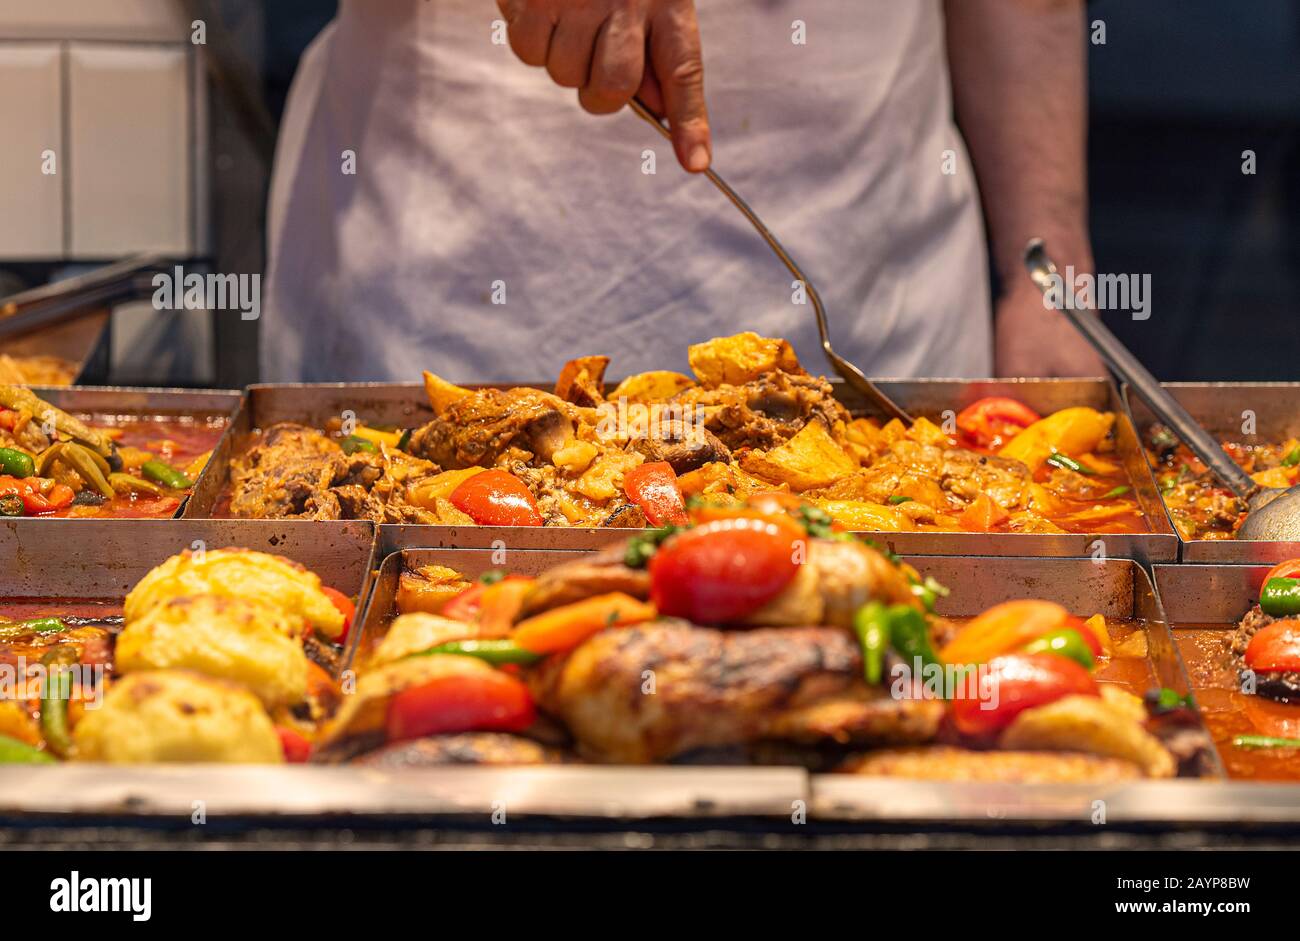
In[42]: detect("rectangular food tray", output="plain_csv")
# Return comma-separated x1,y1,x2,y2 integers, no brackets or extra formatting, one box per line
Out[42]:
185,378,1177,562
19,385,243,519
8,540,1300,824
1122,382,1300,563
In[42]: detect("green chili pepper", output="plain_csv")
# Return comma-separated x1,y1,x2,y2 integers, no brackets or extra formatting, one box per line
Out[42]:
108,472,165,496
624,525,680,569
140,460,192,490
1022,628,1095,669
1146,687,1194,713
396,429,412,451
478,570,507,585
1045,452,1094,475
1259,577,1300,617
0,616,68,641
0,734,55,764
1233,734,1300,750
909,575,950,614
339,435,378,456
0,494,23,517
0,447,35,478
410,639,541,666
1102,485,1131,499
887,495,913,505
886,604,942,671
39,646,78,759
1283,448,1300,468
853,602,891,685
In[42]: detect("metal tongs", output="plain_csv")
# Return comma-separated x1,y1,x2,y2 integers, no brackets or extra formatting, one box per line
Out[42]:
1025,239,1300,540
629,98,912,423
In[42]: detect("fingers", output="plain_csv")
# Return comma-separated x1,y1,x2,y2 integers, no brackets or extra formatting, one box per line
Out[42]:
648,4,711,172
547,10,605,89
578,9,645,114
498,0,555,68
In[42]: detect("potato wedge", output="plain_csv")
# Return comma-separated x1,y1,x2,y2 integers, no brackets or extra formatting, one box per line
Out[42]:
554,355,609,407
687,332,803,386
606,370,695,404
998,407,1114,472
396,564,473,615
422,370,472,415
740,419,857,491
999,693,1175,777
814,499,911,532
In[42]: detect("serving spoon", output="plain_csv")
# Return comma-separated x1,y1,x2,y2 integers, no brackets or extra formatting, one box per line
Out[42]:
628,97,912,423
1024,239,1299,540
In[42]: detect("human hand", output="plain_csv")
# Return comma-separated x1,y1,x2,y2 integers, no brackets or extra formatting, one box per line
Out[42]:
497,0,711,172
994,284,1108,378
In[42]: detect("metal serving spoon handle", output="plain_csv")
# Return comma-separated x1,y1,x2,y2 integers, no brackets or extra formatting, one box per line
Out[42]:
1022,239,1300,540
629,97,912,423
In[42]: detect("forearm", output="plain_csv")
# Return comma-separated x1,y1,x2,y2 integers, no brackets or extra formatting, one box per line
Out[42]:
944,0,1092,289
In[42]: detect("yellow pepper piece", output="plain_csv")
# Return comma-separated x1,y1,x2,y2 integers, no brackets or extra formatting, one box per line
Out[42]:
999,408,1114,472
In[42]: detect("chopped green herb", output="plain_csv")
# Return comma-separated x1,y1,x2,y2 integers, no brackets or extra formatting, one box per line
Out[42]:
1102,485,1131,499
478,570,507,585
887,495,913,505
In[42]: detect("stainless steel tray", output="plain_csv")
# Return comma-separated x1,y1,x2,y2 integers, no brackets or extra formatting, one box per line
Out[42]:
1123,382,1300,563
0,517,376,640
18,385,242,519
0,311,110,384
187,379,1177,562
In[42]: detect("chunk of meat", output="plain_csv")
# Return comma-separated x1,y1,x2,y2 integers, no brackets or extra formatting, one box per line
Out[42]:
629,420,731,474
528,621,943,762
407,387,578,469
519,547,651,617
673,372,851,452
229,422,386,520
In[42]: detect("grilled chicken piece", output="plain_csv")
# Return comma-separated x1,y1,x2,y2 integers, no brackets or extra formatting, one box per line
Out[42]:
528,621,943,763
408,384,578,469
351,733,565,767
839,746,1143,782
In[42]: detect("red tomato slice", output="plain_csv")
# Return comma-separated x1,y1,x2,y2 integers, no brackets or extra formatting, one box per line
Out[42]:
1263,559,1300,587
623,461,688,526
449,469,543,527
649,517,802,624
950,653,1099,739
441,582,487,623
0,476,75,515
320,586,355,644
277,727,313,763
955,397,1041,449
1244,621,1300,673
385,672,535,742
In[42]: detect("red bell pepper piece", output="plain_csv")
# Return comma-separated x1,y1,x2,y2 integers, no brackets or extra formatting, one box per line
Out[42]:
386,671,535,742
623,461,688,526
277,727,313,763
449,469,543,527
320,586,355,645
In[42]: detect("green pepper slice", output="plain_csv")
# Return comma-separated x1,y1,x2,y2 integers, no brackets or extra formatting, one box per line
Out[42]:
1022,627,1095,668
1233,734,1300,750
1045,452,1094,475
39,646,78,759
141,460,193,490
1259,577,1300,617
0,616,68,641
0,734,55,764
886,604,942,671
409,639,542,666
0,447,35,478
853,602,891,685
339,435,378,456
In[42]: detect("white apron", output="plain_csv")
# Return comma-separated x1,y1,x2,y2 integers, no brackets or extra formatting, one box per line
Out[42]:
264,0,991,383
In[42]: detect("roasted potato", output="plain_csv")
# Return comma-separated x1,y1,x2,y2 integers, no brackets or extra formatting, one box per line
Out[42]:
605,370,694,404
999,693,1175,777
422,370,472,415
687,332,803,387
371,612,478,666
396,564,473,615
554,355,609,406
124,548,345,639
115,596,310,708
740,419,857,491
72,670,282,763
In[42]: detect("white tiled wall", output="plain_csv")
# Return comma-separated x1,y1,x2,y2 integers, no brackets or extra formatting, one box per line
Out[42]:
0,43,64,258
68,43,192,257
